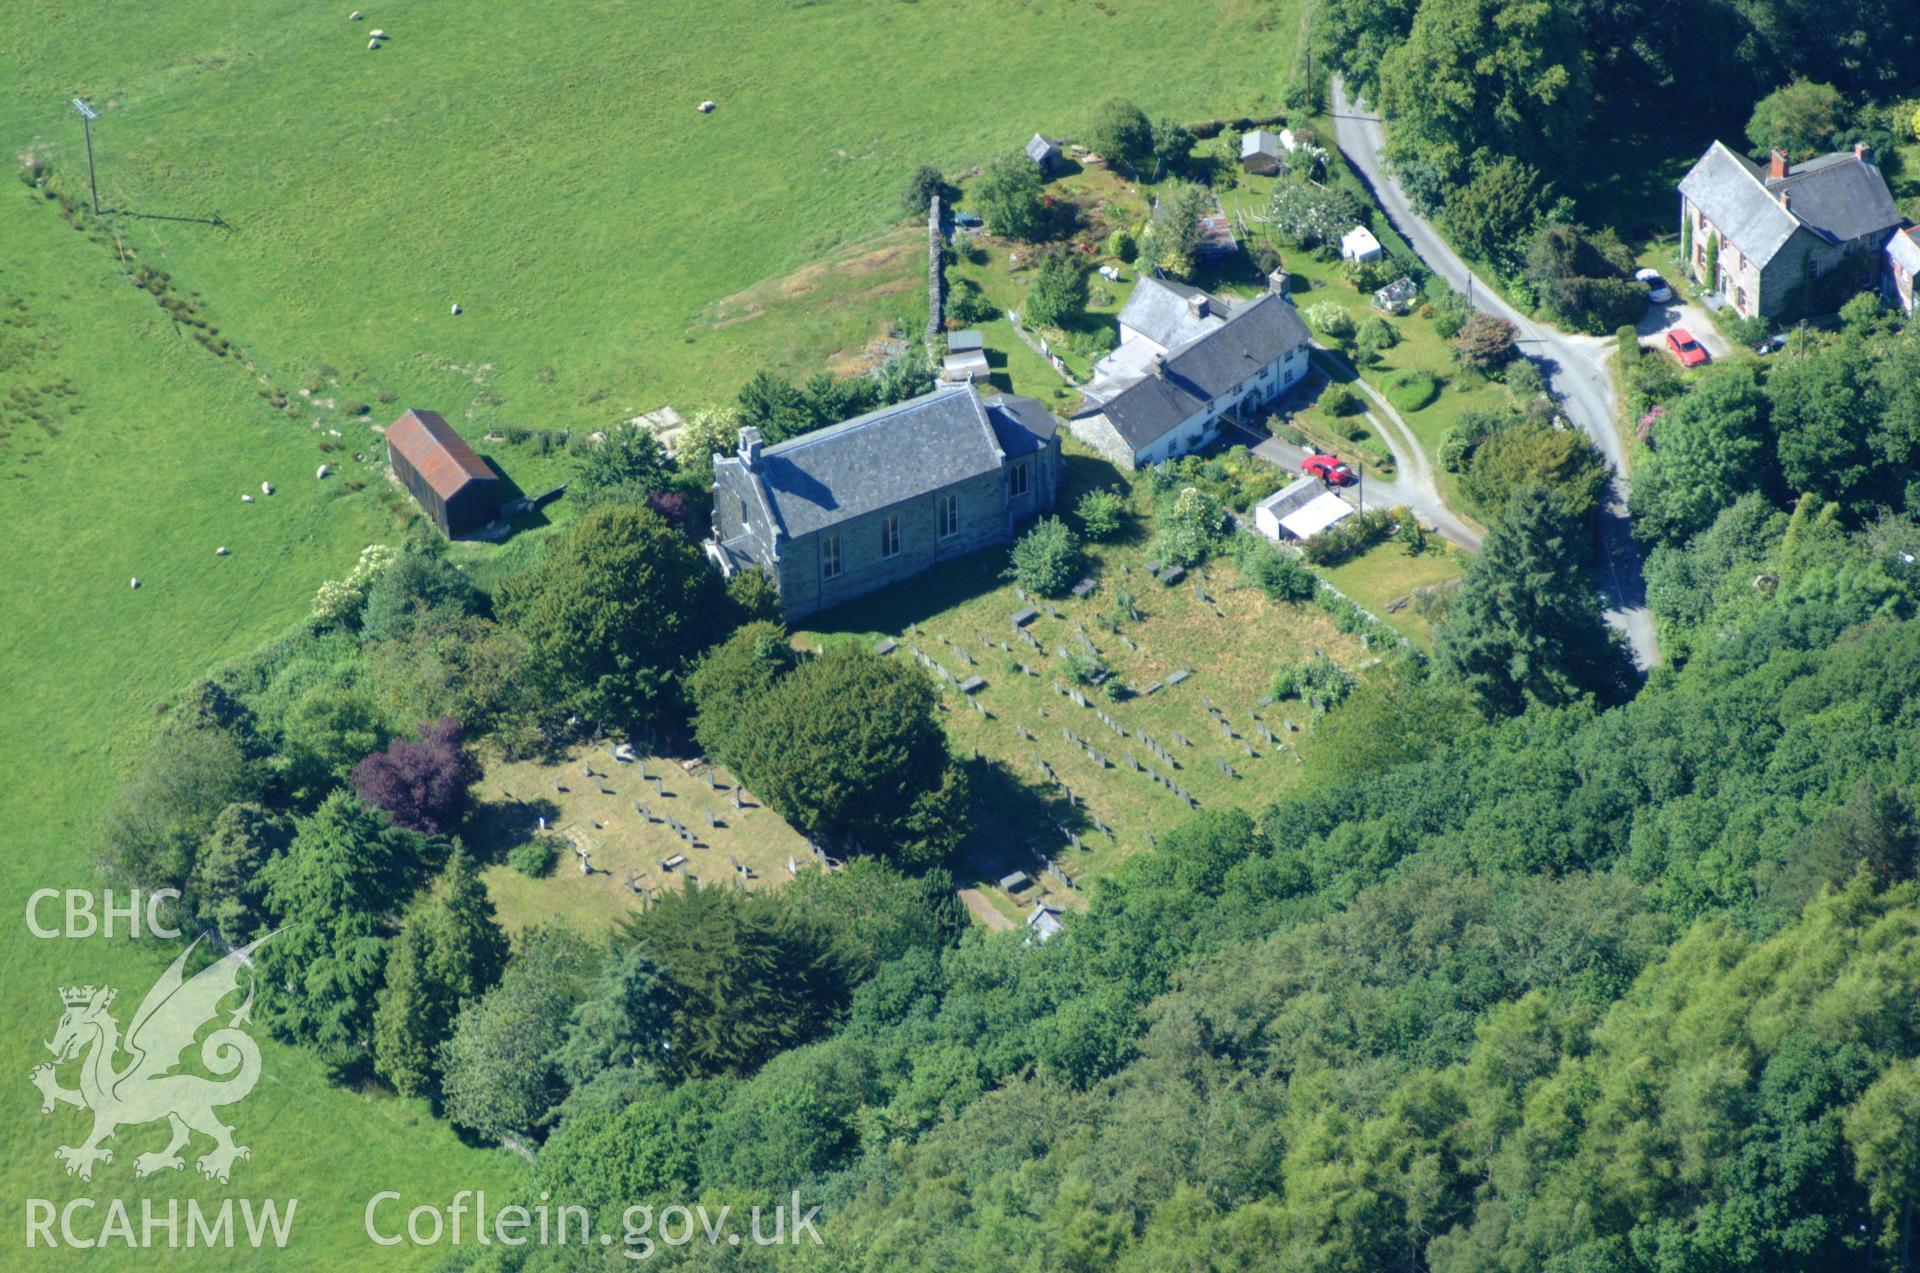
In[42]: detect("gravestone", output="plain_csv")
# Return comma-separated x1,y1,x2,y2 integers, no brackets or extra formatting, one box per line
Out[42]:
1167,669,1191,686
1012,607,1039,627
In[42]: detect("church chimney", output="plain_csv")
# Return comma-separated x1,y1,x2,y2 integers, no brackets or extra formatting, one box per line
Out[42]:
1769,148,1789,181
1187,294,1209,319
738,426,762,469
1855,141,1873,164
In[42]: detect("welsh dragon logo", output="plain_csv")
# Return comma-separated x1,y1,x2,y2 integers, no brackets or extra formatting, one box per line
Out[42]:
30,934,270,1184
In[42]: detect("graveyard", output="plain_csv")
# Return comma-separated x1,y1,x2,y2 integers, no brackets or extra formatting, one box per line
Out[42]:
798,467,1381,915
474,742,816,934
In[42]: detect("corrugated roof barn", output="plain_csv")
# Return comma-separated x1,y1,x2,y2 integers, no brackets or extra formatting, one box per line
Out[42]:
385,408,503,536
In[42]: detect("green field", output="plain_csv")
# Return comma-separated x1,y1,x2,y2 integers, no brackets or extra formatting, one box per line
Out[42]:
1,0,1302,1264
6,0,1299,435
0,174,522,1268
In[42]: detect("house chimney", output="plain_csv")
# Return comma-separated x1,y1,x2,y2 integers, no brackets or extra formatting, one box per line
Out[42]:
1150,353,1167,378
738,426,762,469
1778,189,1792,213
1267,266,1289,297
1855,141,1872,164
1769,148,1789,181
1187,294,1209,319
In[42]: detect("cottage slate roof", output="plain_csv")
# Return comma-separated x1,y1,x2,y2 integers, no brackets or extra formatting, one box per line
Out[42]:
1891,226,1920,275
1076,292,1310,451
1679,141,1901,267
745,385,1005,539
1241,130,1282,159
1116,276,1229,350
385,408,498,501
982,393,1059,460
948,329,984,353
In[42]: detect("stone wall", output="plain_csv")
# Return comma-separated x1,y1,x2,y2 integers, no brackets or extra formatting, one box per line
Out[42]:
927,194,946,348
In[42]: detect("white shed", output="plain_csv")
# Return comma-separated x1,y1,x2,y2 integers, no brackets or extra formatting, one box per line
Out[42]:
1255,476,1356,542
1340,225,1384,263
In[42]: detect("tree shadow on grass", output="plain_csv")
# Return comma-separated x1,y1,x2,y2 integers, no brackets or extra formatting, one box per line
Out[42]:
465,794,562,864
953,752,1089,888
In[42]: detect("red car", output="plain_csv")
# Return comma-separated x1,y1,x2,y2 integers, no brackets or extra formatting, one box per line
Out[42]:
1666,327,1710,368
1301,453,1356,486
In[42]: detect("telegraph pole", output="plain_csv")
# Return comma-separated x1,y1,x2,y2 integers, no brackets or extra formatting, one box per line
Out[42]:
71,98,99,214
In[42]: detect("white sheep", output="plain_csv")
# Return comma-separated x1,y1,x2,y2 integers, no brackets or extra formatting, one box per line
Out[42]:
316,464,331,479
130,577,140,590
261,481,274,495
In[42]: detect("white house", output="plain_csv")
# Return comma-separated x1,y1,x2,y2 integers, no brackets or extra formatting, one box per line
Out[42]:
1070,279,1311,471
1341,225,1383,263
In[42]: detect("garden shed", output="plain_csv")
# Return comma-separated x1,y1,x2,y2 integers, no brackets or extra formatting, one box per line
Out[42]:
1254,476,1355,543
1340,225,1383,263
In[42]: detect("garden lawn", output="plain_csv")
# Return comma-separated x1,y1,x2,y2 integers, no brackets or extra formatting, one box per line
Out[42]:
1316,540,1465,648
796,444,1375,910
948,162,1155,383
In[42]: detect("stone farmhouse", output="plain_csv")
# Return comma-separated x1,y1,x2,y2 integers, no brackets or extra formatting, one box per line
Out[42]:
705,384,1061,620
1677,142,1903,320
1071,276,1310,471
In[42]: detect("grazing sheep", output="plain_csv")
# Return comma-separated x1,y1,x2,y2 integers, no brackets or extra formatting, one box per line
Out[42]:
368,39,380,49
316,464,330,479
215,547,229,556
370,28,386,37
698,100,715,113
261,481,274,495
130,578,140,590
241,493,254,503
450,303,461,315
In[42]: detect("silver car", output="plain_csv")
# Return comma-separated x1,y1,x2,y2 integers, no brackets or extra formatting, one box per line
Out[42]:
1635,268,1673,304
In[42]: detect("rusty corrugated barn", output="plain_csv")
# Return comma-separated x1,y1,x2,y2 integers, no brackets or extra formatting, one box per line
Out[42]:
385,408,502,536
